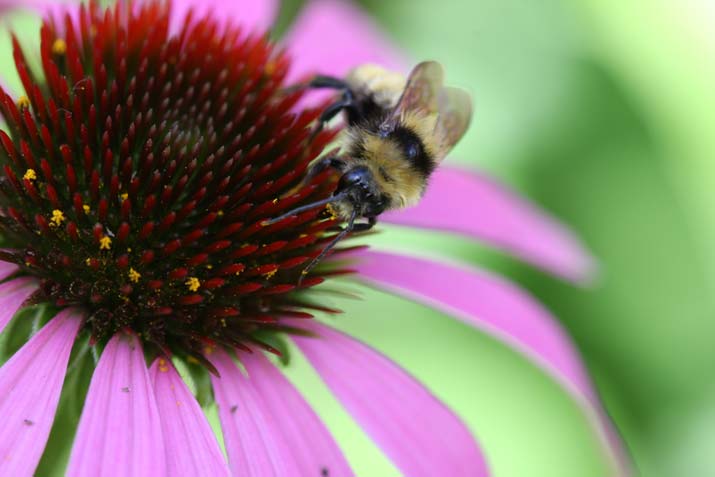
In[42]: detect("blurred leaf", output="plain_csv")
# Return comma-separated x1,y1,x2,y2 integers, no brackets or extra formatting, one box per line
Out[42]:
516,56,715,475
35,335,94,476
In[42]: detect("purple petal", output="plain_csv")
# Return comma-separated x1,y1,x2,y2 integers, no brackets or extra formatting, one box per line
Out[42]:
0,308,82,476
0,278,38,334
382,166,598,283
68,333,165,477
149,358,231,477
351,249,626,470
293,321,489,477
209,349,305,476
240,352,354,476
284,0,407,81
0,260,18,282
169,0,277,36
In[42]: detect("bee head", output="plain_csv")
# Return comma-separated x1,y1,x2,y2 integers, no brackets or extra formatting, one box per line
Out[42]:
335,165,387,218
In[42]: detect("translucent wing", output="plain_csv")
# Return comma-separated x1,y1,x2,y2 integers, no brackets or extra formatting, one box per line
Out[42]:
434,86,472,161
392,61,444,117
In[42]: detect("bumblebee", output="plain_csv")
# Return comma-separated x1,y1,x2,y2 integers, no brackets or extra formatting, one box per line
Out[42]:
266,61,472,275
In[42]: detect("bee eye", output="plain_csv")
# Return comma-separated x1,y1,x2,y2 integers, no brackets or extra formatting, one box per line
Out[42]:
405,142,420,159
389,125,425,161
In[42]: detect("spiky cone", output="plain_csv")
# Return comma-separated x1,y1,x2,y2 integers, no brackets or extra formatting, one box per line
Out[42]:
0,1,353,366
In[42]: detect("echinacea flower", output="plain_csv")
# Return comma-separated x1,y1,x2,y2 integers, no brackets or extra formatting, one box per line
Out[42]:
0,1,627,476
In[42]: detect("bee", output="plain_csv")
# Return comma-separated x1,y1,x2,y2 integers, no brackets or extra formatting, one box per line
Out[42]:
265,61,472,276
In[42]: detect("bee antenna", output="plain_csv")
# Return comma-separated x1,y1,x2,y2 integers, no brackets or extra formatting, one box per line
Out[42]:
261,191,347,226
298,208,357,286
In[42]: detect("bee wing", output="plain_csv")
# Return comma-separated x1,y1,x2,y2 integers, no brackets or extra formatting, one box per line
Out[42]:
392,61,444,117
434,86,472,161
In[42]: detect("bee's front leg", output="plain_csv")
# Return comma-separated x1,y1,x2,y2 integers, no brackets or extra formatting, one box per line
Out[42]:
303,155,347,183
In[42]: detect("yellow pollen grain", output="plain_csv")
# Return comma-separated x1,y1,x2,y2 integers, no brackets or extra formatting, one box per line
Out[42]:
185,277,201,292
120,192,128,201
99,235,112,250
128,267,141,283
206,264,213,270
216,210,224,217
272,198,279,204
82,204,90,214
263,269,277,280
51,38,67,55
23,169,37,181
158,358,169,373
50,209,65,227
203,345,214,355
325,203,338,220
17,95,30,110
85,258,92,266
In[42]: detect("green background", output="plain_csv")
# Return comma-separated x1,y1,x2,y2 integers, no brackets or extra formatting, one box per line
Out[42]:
3,0,715,475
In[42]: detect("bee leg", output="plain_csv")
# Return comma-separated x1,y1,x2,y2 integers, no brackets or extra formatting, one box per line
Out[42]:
283,75,349,94
352,216,377,232
304,156,346,182
298,209,358,286
301,76,361,139
315,156,346,173
307,75,350,90
318,98,357,124
310,99,359,140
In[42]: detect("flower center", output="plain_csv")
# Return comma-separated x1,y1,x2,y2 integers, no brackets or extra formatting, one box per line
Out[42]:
0,1,346,361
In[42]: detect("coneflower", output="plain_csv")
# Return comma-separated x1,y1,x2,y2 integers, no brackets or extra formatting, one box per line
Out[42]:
0,1,625,476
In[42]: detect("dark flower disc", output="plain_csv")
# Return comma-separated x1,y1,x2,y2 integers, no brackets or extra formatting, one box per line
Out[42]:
0,1,349,365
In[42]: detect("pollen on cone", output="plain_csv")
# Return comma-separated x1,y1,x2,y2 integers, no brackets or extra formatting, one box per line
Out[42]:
0,0,350,361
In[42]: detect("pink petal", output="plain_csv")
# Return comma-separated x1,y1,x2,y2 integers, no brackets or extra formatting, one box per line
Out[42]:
149,358,230,477
0,0,59,14
169,0,278,36
351,249,626,471
208,349,300,476
0,308,82,476
240,352,354,476
0,260,18,282
284,0,407,81
19,0,79,20
355,249,593,401
68,333,165,477
382,166,598,284
0,278,38,334
293,321,489,477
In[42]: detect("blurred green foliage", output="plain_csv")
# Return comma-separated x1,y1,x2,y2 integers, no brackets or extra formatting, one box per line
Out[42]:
343,0,715,476
2,0,713,475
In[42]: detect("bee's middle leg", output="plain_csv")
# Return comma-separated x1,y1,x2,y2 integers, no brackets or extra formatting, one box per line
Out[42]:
302,76,359,139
